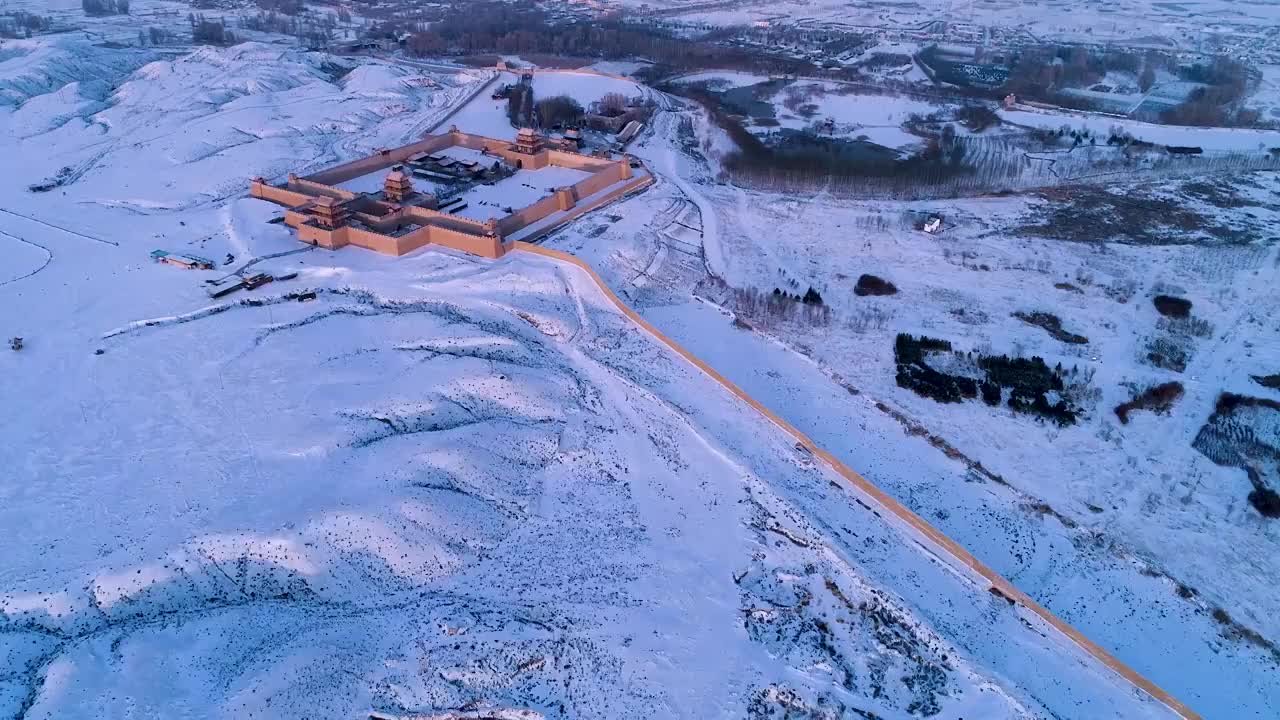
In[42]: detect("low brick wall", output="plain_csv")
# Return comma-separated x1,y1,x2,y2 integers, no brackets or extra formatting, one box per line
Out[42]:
427,225,505,258
496,192,562,236
251,182,314,208
570,162,626,199
297,223,344,249
305,134,455,186
343,226,402,255
288,178,355,201
548,149,614,172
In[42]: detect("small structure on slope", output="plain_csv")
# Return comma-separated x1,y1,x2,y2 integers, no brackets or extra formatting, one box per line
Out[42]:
151,250,214,269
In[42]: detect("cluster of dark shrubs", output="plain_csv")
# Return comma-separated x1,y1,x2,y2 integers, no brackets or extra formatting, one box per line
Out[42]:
255,0,304,14
507,83,534,127
1250,374,1280,390
1192,392,1280,519
893,335,979,405
0,11,51,38
773,286,824,306
1215,392,1280,415
730,286,830,328
894,334,1079,425
535,94,584,128
854,274,897,296
82,0,127,16
955,105,1000,132
1251,487,1280,518
1013,311,1088,344
1153,294,1192,318
1114,381,1185,424
190,14,235,45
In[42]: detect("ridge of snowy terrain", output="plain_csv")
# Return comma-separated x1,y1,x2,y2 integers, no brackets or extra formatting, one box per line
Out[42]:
0,39,491,214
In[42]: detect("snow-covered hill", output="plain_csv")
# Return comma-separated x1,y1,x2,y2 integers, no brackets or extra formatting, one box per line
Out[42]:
0,39,491,216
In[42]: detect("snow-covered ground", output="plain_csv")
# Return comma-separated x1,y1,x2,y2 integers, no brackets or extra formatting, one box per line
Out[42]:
671,70,772,90
1001,106,1280,151
0,37,490,216
672,74,972,152
453,166,591,222
584,59,653,78
0,37,1188,720
532,71,642,104
545,106,1280,719
0,218,1179,719
768,82,945,149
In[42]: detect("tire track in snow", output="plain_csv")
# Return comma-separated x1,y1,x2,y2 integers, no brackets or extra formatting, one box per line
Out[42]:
0,207,118,247
0,229,53,287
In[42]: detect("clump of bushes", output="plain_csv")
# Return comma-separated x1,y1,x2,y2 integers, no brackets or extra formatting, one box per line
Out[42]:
893,334,1080,424
1114,381,1185,424
1215,392,1280,414
1153,294,1192,318
894,333,952,365
1250,373,1280,390
729,285,830,329
855,274,898,296
955,104,1000,132
1249,487,1280,518
1013,310,1088,344
1192,392,1280,520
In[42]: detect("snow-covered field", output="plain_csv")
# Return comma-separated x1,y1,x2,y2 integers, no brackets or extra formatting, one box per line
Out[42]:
672,73,976,152
1001,106,1280,151
768,82,944,149
0,37,1188,719
453,166,591,222
546,107,1280,718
